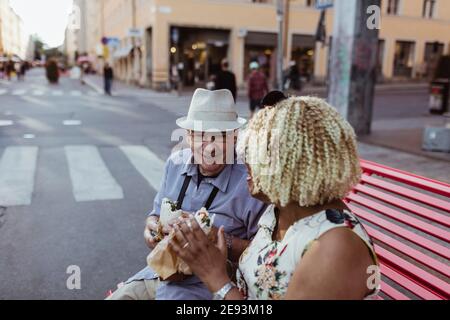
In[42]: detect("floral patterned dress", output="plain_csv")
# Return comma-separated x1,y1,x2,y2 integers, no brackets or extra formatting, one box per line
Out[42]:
236,205,379,300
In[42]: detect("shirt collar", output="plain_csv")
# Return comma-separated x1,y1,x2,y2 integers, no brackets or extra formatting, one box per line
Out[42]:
180,159,233,193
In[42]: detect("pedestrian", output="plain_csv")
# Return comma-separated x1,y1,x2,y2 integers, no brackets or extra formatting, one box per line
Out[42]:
214,59,237,102
106,89,267,300
288,60,301,91
283,61,301,91
170,96,379,300
6,60,14,81
103,62,114,96
247,62,269,118
18,62,26,81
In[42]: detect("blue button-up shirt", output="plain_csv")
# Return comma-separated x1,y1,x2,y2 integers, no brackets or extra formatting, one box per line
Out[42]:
127,149,266,300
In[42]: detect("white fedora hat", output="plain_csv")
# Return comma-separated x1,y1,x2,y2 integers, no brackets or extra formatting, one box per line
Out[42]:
176,89,247,132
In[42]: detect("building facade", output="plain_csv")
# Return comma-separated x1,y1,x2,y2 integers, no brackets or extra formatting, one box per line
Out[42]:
81,0,450,89
0,0,27,59
65,0,103,70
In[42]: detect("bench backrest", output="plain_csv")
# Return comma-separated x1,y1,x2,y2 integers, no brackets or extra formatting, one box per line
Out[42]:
345,160,450,300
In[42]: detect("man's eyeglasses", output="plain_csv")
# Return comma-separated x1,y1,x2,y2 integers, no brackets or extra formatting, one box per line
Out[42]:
188,131,233,143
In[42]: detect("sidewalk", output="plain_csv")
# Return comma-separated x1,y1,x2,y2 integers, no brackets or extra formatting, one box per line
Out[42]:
83,74,449,183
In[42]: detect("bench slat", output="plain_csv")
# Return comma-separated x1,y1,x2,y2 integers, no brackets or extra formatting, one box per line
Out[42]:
379,263,443,300
360,160,450,197
346,203,450,260
376,245,450,299
360,175,450,218
365,225,450,278
347,193,450,242
380,281,410,300
353,183,450,228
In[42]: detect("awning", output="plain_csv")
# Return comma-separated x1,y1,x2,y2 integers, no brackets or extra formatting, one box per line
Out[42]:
113,45,133,60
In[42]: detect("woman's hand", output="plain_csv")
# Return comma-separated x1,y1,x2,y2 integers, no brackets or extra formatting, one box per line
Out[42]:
169,216,231,293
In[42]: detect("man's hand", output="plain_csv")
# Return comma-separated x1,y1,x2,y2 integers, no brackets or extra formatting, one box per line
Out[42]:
144,215,188,249
144,216,161,250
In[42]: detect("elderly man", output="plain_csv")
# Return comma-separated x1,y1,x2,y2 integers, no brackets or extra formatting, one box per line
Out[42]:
108,89,266,300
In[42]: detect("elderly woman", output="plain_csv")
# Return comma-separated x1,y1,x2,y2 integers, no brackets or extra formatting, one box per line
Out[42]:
170,96,379,300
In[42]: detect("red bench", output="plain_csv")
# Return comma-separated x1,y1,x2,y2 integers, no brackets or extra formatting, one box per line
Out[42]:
345,160,450,300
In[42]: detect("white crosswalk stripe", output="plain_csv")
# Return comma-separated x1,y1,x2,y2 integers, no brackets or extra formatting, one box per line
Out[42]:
0,89,98,97
0,145,166,206
65,145,124,202
120,146,165,191
32,90,45,96
0,146,39,206
12,89,26,96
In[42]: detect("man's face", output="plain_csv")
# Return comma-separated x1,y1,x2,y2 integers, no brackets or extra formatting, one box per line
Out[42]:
187,130,236,173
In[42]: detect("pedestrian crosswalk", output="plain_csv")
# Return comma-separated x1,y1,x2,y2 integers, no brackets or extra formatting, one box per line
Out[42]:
0,88,100,97
0,145,166,207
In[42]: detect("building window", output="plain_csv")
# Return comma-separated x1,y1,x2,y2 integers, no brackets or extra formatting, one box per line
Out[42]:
393,41,415,78
387,0,400,15
306,0,316,7
422,0,436,18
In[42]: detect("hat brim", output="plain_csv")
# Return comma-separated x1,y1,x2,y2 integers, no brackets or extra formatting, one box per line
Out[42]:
176,117,247,132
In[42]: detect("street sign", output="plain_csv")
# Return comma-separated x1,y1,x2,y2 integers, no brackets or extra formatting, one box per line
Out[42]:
172,28,179,44
316,0,334,10
128,28,144,38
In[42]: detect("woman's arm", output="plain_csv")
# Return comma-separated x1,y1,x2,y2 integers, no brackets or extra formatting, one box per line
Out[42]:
169,217,245,300
285,227,375,300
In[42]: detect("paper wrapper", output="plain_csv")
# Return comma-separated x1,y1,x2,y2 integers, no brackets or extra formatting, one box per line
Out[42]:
159,198,183,227
147,208,215,280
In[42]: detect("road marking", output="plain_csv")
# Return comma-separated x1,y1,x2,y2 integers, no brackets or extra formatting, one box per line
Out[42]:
32,90,45,96
65,145,124,202
120,146,165,191
23,134,36,139
52,90,63,96
70,90,82,96
0,120,13,126
88,91,100,96
12,89,26,96
0,146,38,206
0,89,7,95
21,96,53,107
63,120,82,126
20,117,53,132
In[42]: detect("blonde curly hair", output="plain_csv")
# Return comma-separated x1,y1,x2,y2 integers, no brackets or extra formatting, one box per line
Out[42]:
242,96,361,207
